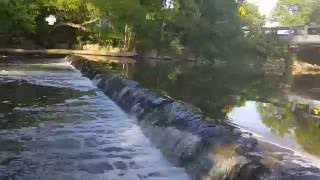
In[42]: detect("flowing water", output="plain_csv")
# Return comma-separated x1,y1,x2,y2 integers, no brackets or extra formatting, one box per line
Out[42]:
0,58,188,180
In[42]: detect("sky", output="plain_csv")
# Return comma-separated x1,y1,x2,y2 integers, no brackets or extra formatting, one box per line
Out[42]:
247,0,279,17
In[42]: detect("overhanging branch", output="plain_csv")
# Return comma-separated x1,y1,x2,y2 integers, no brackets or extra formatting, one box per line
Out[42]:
55,18,100,31
81,18,100,26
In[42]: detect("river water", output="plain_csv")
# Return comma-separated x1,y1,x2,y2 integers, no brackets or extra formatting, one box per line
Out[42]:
0,58,188,180
228,74,320,168
126,58,320,170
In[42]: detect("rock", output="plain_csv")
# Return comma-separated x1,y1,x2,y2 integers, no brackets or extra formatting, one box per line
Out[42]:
237,162,267,180
174,133,203,163
236,137,258,155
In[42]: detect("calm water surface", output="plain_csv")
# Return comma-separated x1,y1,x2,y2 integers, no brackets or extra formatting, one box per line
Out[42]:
127,59,320,168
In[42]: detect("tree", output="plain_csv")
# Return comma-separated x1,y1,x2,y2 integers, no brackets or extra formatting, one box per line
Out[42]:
36,0,100,32
309,3,320,25
165,0,242,61
241,2,266,30
93,0,146,49
272,0,318,26
0,0,39,34
0,0,254,63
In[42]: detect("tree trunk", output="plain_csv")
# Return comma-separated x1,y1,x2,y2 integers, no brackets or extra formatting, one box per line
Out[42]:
124,24,129,50
124,24,135,51
160,21,166,53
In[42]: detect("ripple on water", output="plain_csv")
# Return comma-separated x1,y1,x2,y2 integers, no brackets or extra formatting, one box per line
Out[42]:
0,60,189,180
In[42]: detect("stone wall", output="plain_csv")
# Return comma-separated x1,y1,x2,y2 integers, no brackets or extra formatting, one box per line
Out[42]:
68,55,311,180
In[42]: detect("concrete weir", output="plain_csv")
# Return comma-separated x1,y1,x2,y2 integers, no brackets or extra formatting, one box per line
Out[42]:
68,55,320,180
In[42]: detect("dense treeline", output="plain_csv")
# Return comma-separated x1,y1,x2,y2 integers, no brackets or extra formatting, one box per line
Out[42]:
0,0,272,62
273,0,320,26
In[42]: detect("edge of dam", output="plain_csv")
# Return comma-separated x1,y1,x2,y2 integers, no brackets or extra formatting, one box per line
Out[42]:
68,55,320,180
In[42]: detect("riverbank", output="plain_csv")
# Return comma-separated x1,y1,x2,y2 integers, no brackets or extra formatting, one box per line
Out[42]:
292,61,320,75
68,55,320,180
0,48,138,58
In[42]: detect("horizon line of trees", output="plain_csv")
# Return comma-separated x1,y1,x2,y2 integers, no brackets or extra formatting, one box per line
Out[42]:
0,0,281,63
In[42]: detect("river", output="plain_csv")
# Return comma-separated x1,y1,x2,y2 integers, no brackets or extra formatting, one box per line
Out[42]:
1,53,320,179
126,57,320,170
0,58,189,180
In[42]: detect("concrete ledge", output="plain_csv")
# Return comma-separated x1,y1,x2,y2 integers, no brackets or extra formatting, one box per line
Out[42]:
68,55,315,180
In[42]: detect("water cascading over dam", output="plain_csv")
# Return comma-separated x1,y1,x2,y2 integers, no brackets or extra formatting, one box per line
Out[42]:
0,57,188,180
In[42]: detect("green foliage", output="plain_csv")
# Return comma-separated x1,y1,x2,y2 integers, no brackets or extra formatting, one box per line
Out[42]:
37,0,100,25
258,101,320,156
169,0,242,60
247,32,289,58
131,61,264,119
273,0,319,26
238,3,287,60
258,103,296,136
0,0,39,33
0,0,273,63
241,2,266,30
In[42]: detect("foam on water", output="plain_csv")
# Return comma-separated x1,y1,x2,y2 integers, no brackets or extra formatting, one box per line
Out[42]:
0,59,189,180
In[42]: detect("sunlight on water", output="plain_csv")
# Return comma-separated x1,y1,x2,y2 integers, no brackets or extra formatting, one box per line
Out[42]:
228,101,320,168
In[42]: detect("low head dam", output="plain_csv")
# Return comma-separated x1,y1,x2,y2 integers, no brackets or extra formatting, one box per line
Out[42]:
68,55,320,180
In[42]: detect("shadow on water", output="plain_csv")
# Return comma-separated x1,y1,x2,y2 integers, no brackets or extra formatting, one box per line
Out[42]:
128,61,280,119
0,77,93,129
120,58,320,166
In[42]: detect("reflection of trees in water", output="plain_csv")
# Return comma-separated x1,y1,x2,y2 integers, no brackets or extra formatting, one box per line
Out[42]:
257,103,296,136
294,111,320,156
132,61,320,156
0,79,94,129
257,102,320,156
132,62,281,119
